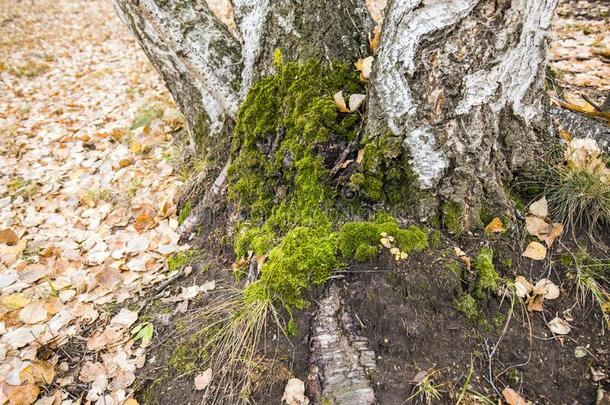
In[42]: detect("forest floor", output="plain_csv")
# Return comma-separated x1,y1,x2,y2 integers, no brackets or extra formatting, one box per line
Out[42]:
0,0,608,404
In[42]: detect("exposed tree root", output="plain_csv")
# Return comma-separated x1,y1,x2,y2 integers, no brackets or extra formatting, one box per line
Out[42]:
307,282,377,404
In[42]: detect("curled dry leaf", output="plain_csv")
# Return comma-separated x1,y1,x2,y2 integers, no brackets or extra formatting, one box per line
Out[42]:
502,387,528,405
333,91,349,113
194,368,213,390
548,317,571,335
484,217,506,233
534,278,560,300
514,276,534,298
348,93,366,112
528,196,548,218
454,247,471,270
356,149,365,164
282,378,309,405
522,241,546,260
528,294,544,312
525,216,563,246
355,56,373,81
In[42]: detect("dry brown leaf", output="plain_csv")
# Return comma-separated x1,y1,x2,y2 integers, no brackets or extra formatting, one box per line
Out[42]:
19,301,48,324
281,378,308,405
256,255,267,270
19,360,56,385
534,278,560,300
0,229,19,245
134,212,156,233
333,91,349,113
527,294,544,312
95,267,123,290
355,56,373,81
6,384,40,405
370,25,381,54
39,245,60,258
522,241,546,260
525,216,551,238
514,276,534,298
502,387,527,405
348,93,366,112
194,368,212,390
484,217,506,233
454,247,471,270
548,317,571,335
528,196,548,218
118,158,132,168
356,149,365,164
124,399,139,405
79,361,105,383
539,223,564,247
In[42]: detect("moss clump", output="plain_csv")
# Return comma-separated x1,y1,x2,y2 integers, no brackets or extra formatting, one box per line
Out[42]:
228,60,362,227
454,293,479,320
430,230,442,248
245,226,340,310
228,60,429,314
355,244,378,262
474,247,499,298
167,249,197,272
178,201,192,225
441,201,462,234
336,215,428,260
357,131,419,205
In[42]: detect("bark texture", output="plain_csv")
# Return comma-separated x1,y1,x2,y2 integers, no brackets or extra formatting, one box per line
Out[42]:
112,0,242,156
367,0,559,225
307,283,377,404
231,0,374,94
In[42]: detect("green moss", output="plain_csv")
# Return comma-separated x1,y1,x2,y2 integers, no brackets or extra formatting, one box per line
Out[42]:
178,201,192,225
441,201,462,234
501,257,513,269
430,230,442,248
167,249,197,272
336,216,427,260
245,226,340,310
355,244,378,262
474,247,499,298
227,61,431,315
454,293,479,320
168,343,198,372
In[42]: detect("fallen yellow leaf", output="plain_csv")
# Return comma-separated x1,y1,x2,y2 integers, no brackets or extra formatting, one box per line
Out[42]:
484,217,506,233
522,241,546,260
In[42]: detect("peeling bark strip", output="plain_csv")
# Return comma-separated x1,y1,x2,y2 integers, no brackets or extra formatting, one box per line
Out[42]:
232,0,374,89
368,0,558,218
308,283,377,404
112,0,242,149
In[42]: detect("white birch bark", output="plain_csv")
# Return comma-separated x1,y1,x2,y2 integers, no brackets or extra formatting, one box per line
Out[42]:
368,0,558,223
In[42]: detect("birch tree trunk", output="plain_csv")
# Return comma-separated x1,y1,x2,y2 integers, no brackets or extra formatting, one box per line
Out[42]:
367,0,558,228
113,1,559,403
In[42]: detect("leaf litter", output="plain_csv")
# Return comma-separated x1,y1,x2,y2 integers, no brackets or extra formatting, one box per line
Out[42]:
0,0,217,403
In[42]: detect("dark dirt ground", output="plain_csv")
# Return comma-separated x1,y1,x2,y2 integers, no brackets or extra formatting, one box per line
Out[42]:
125,224,609,405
